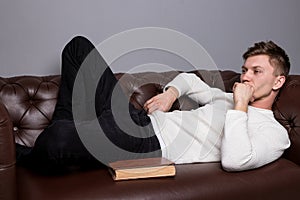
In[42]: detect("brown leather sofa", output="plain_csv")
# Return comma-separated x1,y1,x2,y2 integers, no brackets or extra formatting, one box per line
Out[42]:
1,70,300,200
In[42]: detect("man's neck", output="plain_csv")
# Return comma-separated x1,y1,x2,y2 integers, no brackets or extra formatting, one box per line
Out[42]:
249,92,278,110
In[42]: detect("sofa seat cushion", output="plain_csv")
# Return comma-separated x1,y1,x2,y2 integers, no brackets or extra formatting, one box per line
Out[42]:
16,158,300,200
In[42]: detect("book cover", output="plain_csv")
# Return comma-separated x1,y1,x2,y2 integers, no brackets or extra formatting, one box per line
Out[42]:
108,157,176,181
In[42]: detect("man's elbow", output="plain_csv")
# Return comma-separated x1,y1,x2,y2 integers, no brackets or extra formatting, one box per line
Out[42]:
221,156,253,172
221,160,244,172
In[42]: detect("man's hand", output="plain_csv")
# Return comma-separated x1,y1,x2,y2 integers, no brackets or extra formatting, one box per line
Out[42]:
144,87,178,114
232,83,254,112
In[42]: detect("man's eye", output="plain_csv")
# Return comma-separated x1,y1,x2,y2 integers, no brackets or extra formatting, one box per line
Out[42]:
254,70,262,74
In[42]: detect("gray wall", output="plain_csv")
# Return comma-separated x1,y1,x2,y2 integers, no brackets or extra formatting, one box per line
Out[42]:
1,0,299,77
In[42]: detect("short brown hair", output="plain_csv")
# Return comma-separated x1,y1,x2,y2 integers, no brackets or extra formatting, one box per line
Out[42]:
243,41,290,77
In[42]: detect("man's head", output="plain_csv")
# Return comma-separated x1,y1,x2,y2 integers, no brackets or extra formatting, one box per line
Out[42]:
243,41,290,78
240,41,290,107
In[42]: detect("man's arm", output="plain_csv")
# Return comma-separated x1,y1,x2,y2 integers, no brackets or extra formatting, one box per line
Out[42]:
221,83,290,171
144,73,224,113
221,110,290,171
143,86,178,113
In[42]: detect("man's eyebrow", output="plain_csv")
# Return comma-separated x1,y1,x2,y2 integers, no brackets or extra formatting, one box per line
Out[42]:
242,65,263,70
252,66,264,70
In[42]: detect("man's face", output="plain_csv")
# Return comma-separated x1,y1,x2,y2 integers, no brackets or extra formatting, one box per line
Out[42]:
240,55,280,102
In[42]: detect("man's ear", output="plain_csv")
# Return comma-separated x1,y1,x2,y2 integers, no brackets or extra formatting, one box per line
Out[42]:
273,75,286,90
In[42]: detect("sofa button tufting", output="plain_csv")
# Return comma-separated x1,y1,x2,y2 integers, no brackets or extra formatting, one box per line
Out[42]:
288,120,295,128
13,127,18,131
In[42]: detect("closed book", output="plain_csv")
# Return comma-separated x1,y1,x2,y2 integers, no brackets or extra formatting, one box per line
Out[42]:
108,157,176,181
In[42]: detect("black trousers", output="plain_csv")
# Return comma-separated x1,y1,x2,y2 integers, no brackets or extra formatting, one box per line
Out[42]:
18,36,161,170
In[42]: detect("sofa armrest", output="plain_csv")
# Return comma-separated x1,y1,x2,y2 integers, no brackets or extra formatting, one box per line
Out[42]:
0,101,15,169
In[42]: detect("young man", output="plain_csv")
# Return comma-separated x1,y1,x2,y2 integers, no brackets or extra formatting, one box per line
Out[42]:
19,36,290,172
144,41,291,171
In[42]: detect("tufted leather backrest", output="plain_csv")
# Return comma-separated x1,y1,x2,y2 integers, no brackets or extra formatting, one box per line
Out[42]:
0,75,60,147
273,75,300,165
0,70,299,165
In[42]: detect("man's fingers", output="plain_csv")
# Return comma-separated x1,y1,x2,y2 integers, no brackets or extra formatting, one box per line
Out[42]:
144,98,158,113
144,97,154,109
232,82,239,91
144,97,153,105
146,102,159,114
144,92,172,113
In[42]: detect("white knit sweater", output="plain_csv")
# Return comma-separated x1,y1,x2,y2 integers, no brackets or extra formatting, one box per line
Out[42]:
149,73,290,171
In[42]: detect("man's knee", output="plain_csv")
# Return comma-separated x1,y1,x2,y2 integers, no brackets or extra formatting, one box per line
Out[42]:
70,35,92,47
62,35,95,60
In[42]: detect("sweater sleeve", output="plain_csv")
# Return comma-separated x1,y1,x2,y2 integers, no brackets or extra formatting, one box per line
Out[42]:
221,110,290,172
164,73,225,105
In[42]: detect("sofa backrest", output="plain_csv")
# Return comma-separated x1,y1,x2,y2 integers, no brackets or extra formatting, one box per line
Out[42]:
0,75,60,147
0,70,299,165
272,75,300,165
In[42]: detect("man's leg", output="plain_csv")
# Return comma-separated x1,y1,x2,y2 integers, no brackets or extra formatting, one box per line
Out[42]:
17,36,100,167
93,48,162,161
29,36,161,170
21,36,105,170
52,36,96,121
30,120,103,172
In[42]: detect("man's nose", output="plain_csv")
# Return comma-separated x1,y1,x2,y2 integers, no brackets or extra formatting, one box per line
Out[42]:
241,71,252,83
